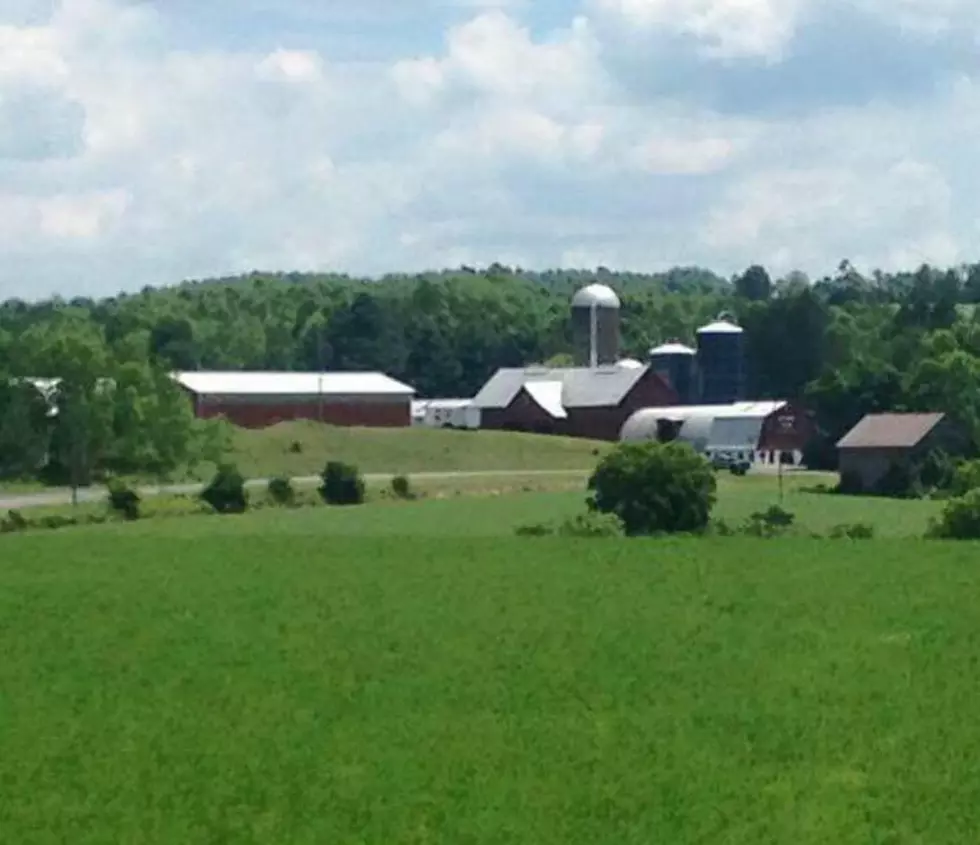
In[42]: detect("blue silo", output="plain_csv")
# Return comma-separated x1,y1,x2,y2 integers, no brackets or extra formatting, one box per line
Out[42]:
649,341,697,404
696,317,744,404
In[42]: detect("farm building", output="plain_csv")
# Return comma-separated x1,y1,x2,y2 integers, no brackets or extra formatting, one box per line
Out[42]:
472,363,678,441
619,400,814,463
411,399,481,430
174,371,415,429
836,412,961,492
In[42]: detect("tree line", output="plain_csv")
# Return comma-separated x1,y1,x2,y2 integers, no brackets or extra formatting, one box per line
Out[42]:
3,259,980,481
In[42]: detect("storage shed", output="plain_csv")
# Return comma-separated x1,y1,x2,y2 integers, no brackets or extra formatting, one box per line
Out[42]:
836,412,957,492
174,371,415,429
620,400,813,463
473,364,677,441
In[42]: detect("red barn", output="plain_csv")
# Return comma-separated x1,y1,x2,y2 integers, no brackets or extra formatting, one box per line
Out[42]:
472,364,678,441
174,371,415,429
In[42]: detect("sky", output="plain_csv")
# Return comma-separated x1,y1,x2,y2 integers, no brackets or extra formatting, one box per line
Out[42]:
3,0,980,299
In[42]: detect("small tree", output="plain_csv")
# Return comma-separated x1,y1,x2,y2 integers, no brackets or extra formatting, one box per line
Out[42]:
320,461,365,506
928,489,980,540
587,441,716,536
201,464,247,514
268,476,295,506
390,474,414,500
107,479,141,521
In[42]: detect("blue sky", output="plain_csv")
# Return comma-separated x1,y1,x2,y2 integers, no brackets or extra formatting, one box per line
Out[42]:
2,0,980,298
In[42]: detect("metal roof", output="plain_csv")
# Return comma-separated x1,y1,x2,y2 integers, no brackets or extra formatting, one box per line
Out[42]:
174,371,415,397
523,381,568,419
619,401,787,442
472,365,650,410
571,283,620,309
650,343,696,356
836,413,945,450
697,320,743,335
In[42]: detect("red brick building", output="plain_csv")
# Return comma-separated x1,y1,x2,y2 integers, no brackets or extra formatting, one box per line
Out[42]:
174,371,415,429
472,364,678,441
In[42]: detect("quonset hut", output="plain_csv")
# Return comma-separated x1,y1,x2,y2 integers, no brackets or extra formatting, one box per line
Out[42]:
619,400,813,463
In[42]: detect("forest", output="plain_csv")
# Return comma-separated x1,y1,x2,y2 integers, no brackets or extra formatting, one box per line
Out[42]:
2,259,980,482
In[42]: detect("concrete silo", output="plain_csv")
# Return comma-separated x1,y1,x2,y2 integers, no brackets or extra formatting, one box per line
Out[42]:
649,341,697,405
696,316,744,404
571,284,621,368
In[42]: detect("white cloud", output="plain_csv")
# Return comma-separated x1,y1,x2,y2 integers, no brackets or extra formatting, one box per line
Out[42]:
0,0,979,298
592,0,803,60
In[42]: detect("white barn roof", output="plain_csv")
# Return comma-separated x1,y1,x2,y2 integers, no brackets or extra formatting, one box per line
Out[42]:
620,401,788,444
174,371,415,398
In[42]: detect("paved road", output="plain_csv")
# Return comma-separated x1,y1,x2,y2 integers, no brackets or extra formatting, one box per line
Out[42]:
0,469,593,511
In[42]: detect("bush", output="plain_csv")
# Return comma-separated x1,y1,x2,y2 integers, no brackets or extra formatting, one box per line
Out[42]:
390,474,414,500
514,522,553,537
107,480,141,521
267,476,295,506
200,464,248,514
320,461,365,506
587,441,716,536
557,512,624,538
1,509,28,534
949,459,980,497
829,522,875,540
743,505,796,537
928,489,980,539
729,462,749,477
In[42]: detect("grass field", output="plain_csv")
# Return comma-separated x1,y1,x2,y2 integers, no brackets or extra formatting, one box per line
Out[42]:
219,421,608,478
3,529,980,843
2,471,945,539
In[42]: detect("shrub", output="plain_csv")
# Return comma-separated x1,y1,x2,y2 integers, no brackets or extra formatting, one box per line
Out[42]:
928,489,980,540
587,441,716,536
1,509,28,534
514,522,554,537
949,459,980,497
729,462,749,477
107,480,141,521
200,464,248,514
557,512,624,538
267,476,295,506
288,440,303,454
390,474,414,500
743,505,796,537
829,522,875,540
320,461,365,506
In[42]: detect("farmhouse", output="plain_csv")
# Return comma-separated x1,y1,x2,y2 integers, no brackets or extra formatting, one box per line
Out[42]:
619,400,814,463
174,371,415,429
836,412,960,492
472,364,677,441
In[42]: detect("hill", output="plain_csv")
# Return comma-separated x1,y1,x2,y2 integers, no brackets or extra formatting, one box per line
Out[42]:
204,421,610,479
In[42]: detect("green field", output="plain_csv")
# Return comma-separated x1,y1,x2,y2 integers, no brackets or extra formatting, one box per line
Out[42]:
3,524,980,843
220,422,608,478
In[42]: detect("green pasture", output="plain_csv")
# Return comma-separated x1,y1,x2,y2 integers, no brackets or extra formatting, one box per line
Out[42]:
21,470,938,541
2,531,980,843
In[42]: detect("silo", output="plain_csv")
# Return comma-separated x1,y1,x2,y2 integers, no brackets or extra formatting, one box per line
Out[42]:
571,284,620,367
649,341,697,404
696,316,744,404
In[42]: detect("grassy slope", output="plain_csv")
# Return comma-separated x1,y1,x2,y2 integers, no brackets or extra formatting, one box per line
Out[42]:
216,422,609,478
66,472,936,541
2,532,980,843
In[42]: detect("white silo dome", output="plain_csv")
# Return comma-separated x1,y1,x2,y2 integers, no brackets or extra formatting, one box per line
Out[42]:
616,358,644,369
572,283,620,309
649,342,697,356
